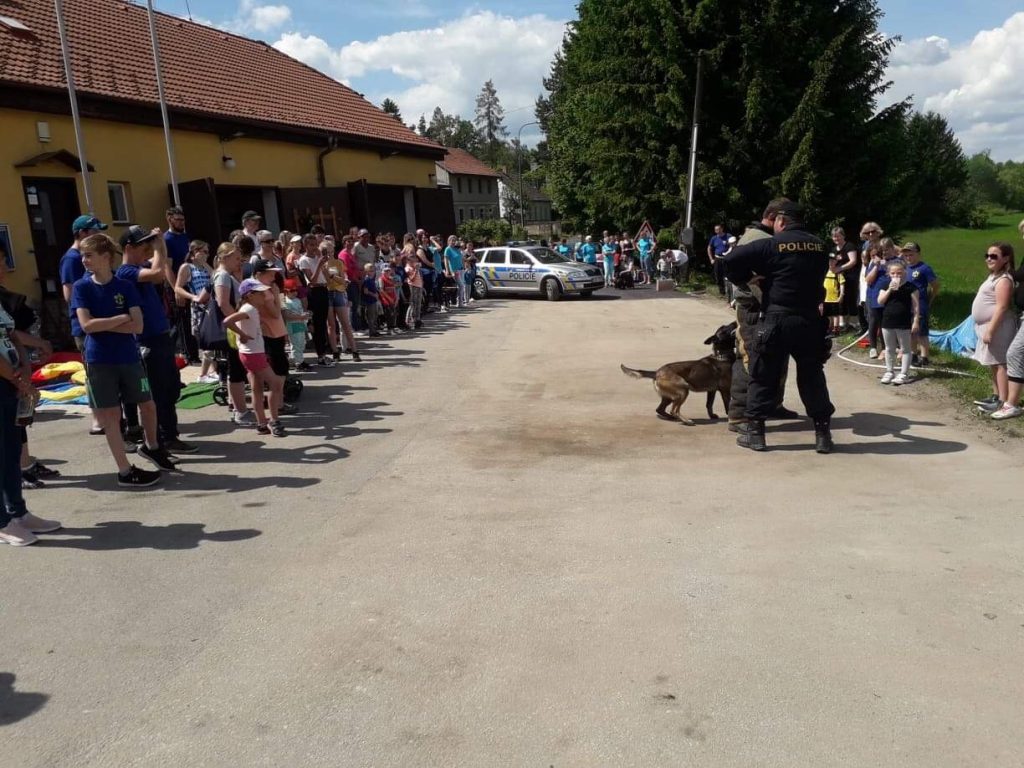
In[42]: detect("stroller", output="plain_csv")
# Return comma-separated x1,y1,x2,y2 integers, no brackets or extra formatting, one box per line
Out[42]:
210,350,303,408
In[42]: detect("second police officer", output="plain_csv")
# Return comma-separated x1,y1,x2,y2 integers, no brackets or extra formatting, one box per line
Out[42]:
723,200,836,454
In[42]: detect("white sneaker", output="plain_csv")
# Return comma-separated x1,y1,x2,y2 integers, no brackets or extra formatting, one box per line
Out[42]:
198,373,220,384
0,520,37,547
880,371,894,384
19,512,62,533
233,409,257,427
868,348,879,359
991,404,1023,420
892,373,909,386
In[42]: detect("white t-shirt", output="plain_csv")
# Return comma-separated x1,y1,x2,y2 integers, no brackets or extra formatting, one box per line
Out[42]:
297,253,326,285
0,305,20,368
353,242,376,269
236,302,264,354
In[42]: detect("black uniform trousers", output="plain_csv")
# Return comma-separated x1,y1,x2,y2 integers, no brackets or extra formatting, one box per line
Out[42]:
729,299,790,423
746,310,835,422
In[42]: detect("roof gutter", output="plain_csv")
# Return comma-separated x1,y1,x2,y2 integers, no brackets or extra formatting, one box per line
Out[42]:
317,136,339,187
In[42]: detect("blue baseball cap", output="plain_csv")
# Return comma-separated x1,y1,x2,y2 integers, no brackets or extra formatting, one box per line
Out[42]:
72,214,107,234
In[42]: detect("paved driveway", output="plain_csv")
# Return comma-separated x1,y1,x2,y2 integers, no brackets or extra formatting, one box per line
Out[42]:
3,290,1022,767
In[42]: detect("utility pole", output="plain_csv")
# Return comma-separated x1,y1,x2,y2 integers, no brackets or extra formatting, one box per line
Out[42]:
516,121,540,234
682,53,705,250
53,0,93,212
147,0,180,206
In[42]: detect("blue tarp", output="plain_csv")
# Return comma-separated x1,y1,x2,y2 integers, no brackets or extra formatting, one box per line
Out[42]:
929,316,976,357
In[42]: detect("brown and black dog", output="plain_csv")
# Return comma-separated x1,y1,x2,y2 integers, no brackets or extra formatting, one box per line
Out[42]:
621,322,737,425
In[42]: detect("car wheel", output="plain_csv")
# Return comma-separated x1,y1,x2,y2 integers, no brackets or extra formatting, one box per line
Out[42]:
543,278,562,302
473,277,488,300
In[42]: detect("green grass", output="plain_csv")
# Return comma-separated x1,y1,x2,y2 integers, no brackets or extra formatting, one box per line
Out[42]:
898,211,1023,330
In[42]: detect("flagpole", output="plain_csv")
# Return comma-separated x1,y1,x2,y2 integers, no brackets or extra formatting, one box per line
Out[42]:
53,0,93,213
147,0,180,206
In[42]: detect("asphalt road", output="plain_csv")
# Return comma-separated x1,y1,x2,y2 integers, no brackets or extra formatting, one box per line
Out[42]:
3,288,1022,767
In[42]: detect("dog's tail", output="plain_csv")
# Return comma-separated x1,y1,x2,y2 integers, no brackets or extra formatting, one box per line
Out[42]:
620,364,657,380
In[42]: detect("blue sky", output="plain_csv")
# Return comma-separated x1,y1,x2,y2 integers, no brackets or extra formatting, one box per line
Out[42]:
160,0,1024,159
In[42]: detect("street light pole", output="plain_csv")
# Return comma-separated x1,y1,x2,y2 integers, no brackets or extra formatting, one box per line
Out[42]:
516,121,540,234
683,52,705,239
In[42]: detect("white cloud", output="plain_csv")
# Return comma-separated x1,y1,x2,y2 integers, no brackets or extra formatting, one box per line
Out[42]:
243,0,292,33
886,12,1024,159
188,0,292,36
272,11,567,137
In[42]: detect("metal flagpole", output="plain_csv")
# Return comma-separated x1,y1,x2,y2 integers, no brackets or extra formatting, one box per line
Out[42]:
53,0,93,213
147,0,180,206
683,53,704,238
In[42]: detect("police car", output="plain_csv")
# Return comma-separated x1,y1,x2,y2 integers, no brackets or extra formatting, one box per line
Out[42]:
473,246,604,301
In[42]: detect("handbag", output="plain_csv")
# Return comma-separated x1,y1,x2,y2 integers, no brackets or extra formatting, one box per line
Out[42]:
196,283,234,352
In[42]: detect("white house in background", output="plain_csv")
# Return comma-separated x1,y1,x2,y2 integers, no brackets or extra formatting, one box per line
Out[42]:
498,171,555,233
436,148,501,225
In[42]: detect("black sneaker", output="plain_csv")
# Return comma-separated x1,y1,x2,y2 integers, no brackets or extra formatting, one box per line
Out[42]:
278,402,298,415
28,461,60,479
164,438,198,454
297,361,312,372
270,420,287,437
333,349,341,362
256,423,271,435
974,394,1000,407
117,465,162,488
21,470,44,489
138,444,179,471
351,351,362,362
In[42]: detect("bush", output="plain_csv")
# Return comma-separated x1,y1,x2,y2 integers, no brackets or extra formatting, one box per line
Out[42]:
656,227,678,251
456,218,512,246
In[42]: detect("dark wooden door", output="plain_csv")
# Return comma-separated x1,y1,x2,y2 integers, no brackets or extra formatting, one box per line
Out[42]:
176,178,221,247
22,177,80,297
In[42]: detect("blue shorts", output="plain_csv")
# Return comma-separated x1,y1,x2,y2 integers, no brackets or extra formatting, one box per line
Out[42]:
329,290,348,309
917,313,930,336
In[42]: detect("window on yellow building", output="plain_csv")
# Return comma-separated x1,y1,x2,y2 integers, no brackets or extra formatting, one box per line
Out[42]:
107,182,131,224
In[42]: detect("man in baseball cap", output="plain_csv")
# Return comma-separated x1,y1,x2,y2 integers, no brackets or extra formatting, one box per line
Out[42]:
116,224,194,460
241,211,262,250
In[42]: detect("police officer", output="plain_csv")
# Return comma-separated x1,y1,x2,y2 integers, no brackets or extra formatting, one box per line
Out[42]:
728,198,800,431
723,201,835,453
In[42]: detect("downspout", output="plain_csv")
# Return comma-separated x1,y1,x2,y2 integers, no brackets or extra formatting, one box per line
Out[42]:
317,136,338,187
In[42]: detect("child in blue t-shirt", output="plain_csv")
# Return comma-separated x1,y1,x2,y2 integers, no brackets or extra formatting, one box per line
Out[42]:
71,234,166,488
361,263,381,336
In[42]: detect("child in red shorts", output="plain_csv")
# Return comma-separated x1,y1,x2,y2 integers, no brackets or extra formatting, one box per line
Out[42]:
223,278,286,437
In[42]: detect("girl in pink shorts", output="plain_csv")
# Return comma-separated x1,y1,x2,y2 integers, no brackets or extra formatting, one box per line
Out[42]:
223,278,286,437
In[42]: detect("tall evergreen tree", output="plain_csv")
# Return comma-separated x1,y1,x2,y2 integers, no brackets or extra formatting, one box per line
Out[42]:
474,80,508,167
380,98,403,122
543,0,921,233
416,114,428,136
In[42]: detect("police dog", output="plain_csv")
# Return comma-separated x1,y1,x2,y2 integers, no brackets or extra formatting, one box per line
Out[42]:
621,322,737,425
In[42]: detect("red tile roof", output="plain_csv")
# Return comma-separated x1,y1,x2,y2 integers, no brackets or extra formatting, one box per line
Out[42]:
0,0,441,154
439,148,500,177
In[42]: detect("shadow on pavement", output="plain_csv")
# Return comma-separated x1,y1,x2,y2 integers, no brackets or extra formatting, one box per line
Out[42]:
767,412,968,455
35,522,262,551
0,673,48,726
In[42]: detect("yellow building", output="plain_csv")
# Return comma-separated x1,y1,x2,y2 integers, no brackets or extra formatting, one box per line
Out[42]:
0,0,452,337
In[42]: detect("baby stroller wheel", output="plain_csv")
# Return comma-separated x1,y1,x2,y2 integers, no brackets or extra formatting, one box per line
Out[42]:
212,386,229,407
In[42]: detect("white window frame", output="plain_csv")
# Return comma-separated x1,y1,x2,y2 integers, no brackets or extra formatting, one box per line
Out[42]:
107,182,131,224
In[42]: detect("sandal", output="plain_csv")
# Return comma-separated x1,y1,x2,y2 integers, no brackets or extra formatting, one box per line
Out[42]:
28,462,61,479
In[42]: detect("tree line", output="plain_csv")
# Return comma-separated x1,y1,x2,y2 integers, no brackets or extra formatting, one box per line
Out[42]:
536,0,984,237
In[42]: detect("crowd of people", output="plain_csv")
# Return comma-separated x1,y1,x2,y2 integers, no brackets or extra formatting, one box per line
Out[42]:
0,207,484,547
710,216,1024,417
551,231,688,286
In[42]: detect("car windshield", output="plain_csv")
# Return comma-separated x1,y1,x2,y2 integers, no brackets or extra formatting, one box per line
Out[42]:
527,248,569,264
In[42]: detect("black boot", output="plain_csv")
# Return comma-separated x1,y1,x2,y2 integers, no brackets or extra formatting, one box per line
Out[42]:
814,420,834,454
769,405,801,420
736,420,766,451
